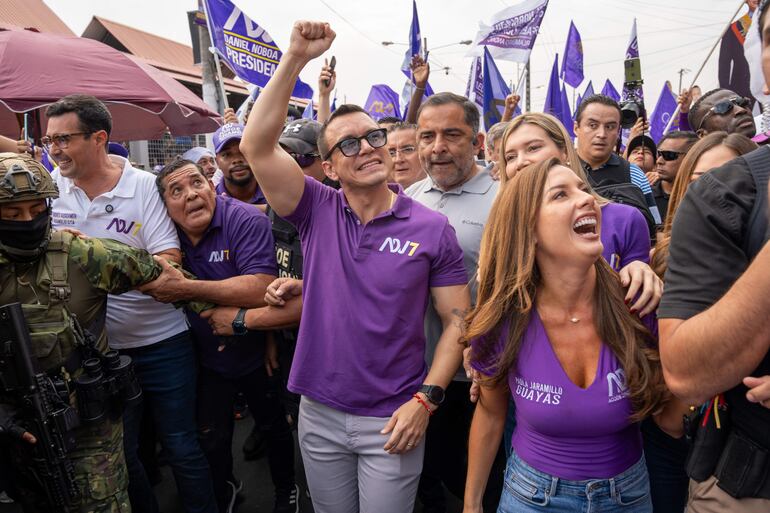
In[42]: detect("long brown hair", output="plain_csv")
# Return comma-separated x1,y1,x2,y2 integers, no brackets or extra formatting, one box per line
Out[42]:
467,157,666,422
651,132,757,277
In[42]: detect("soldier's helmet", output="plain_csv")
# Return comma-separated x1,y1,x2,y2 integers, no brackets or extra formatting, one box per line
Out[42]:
0,153,58,204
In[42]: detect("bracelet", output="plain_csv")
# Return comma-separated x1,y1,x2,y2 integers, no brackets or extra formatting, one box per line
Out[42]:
414,85,425,91
413,393,433,416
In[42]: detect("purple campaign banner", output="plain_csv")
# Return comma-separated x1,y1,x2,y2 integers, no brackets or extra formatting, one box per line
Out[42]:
469,0,549,63
482,46,512,129
365,85,401,121
203,0,312,98
625,18,639,59
561,20,584,88
649,82,678,143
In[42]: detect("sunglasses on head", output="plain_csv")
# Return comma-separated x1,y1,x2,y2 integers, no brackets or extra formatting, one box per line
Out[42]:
657,149,685,161
290,152,320,168
323,128,387,161
697,96,751,131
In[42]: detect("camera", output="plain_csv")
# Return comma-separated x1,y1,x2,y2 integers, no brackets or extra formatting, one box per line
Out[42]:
619,57,645,128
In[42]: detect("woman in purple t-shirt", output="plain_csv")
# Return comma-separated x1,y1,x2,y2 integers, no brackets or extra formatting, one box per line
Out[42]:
463,158,668,513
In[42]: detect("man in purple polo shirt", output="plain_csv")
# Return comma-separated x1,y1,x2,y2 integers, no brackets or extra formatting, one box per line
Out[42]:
140,159,299,513
213,123,267,206
239,21,470,513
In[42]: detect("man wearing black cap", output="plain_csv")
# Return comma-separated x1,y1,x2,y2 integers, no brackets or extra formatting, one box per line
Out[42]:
627,134,657,176
279,119,327,186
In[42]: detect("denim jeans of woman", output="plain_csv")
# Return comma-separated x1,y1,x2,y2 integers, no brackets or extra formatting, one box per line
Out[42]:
498,451,652,512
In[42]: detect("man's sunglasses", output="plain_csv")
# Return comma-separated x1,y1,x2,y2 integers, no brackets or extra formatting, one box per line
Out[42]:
697,96,751,131
323,128,387,161
657,150,685,161
290,152,320,168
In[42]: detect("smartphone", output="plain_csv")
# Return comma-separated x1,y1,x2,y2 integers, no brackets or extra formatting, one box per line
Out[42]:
22,113,34,156
324,56,336,87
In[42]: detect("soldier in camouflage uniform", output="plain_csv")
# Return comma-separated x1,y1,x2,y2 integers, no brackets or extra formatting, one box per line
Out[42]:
0,153,176,513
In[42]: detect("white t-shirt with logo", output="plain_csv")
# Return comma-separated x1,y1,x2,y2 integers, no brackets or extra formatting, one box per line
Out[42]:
51,156,188,349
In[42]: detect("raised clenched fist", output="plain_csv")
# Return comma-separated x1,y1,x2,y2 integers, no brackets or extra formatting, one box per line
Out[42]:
287,21,336,62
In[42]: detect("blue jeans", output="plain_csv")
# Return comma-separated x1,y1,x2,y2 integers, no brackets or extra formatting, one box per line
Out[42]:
498,452,652,513
121,331,217,513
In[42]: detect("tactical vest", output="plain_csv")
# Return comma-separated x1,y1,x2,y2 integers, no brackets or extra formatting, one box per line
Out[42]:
0,231,107,374
268,208,303,279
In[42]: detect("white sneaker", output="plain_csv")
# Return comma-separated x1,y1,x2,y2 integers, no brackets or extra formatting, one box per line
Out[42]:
0,491,14,504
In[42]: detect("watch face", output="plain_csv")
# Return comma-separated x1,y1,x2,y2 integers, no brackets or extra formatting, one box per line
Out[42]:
422,385,444,404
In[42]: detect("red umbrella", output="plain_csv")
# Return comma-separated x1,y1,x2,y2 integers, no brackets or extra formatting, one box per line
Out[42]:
0,28,222,140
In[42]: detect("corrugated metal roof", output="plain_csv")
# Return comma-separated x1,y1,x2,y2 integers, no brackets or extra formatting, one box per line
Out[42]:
88,16,196,75
0,0,74,35
82,16,248,95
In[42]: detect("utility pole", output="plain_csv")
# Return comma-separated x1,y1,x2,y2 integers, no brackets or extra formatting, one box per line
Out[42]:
198,14,226,115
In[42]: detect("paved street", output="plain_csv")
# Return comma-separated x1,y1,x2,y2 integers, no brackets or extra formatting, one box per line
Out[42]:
1,414,464,512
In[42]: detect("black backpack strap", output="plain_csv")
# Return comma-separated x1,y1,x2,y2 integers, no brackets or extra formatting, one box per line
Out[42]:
618,156,633,184
741,146,770,259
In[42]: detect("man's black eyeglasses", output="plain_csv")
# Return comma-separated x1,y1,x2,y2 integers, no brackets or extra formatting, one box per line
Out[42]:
696,97,751,131
323,128,387,161
41,132,92,151
657,150,685,161
290,152,320,168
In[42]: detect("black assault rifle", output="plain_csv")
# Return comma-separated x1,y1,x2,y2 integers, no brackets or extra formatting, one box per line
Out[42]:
0,302,80,511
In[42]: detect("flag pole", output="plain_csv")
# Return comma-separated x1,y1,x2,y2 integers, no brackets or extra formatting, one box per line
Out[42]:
663,0,745,135
200,0,230,111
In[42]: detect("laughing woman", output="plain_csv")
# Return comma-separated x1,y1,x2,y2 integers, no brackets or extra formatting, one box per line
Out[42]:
463,158,667,513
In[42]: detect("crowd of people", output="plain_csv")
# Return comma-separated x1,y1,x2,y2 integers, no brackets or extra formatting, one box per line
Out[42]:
1,5,770,513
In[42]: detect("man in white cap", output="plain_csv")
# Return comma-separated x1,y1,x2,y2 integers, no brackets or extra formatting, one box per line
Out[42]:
182,147,222,185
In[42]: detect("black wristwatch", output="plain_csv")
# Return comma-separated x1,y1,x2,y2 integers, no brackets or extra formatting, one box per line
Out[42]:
231,308,248,336
419,384,445,406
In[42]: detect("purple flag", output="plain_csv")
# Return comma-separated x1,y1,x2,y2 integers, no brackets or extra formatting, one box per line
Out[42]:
482,46,512,129
364,85,401,121
622,18,644,101
601,79,620,102
560,21,584,88
649,82,679,143
468,0,549,63
625,18,639,59
203,0,312,98
582,80,594,99
401,0,422,76
560,84,575,138
543,54,562,118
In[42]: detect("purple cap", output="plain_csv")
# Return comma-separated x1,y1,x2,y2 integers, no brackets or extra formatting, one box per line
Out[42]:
213,123,245,154
108,142,129,158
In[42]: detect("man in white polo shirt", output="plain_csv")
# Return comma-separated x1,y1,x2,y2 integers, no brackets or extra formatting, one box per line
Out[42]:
46,95,216,513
